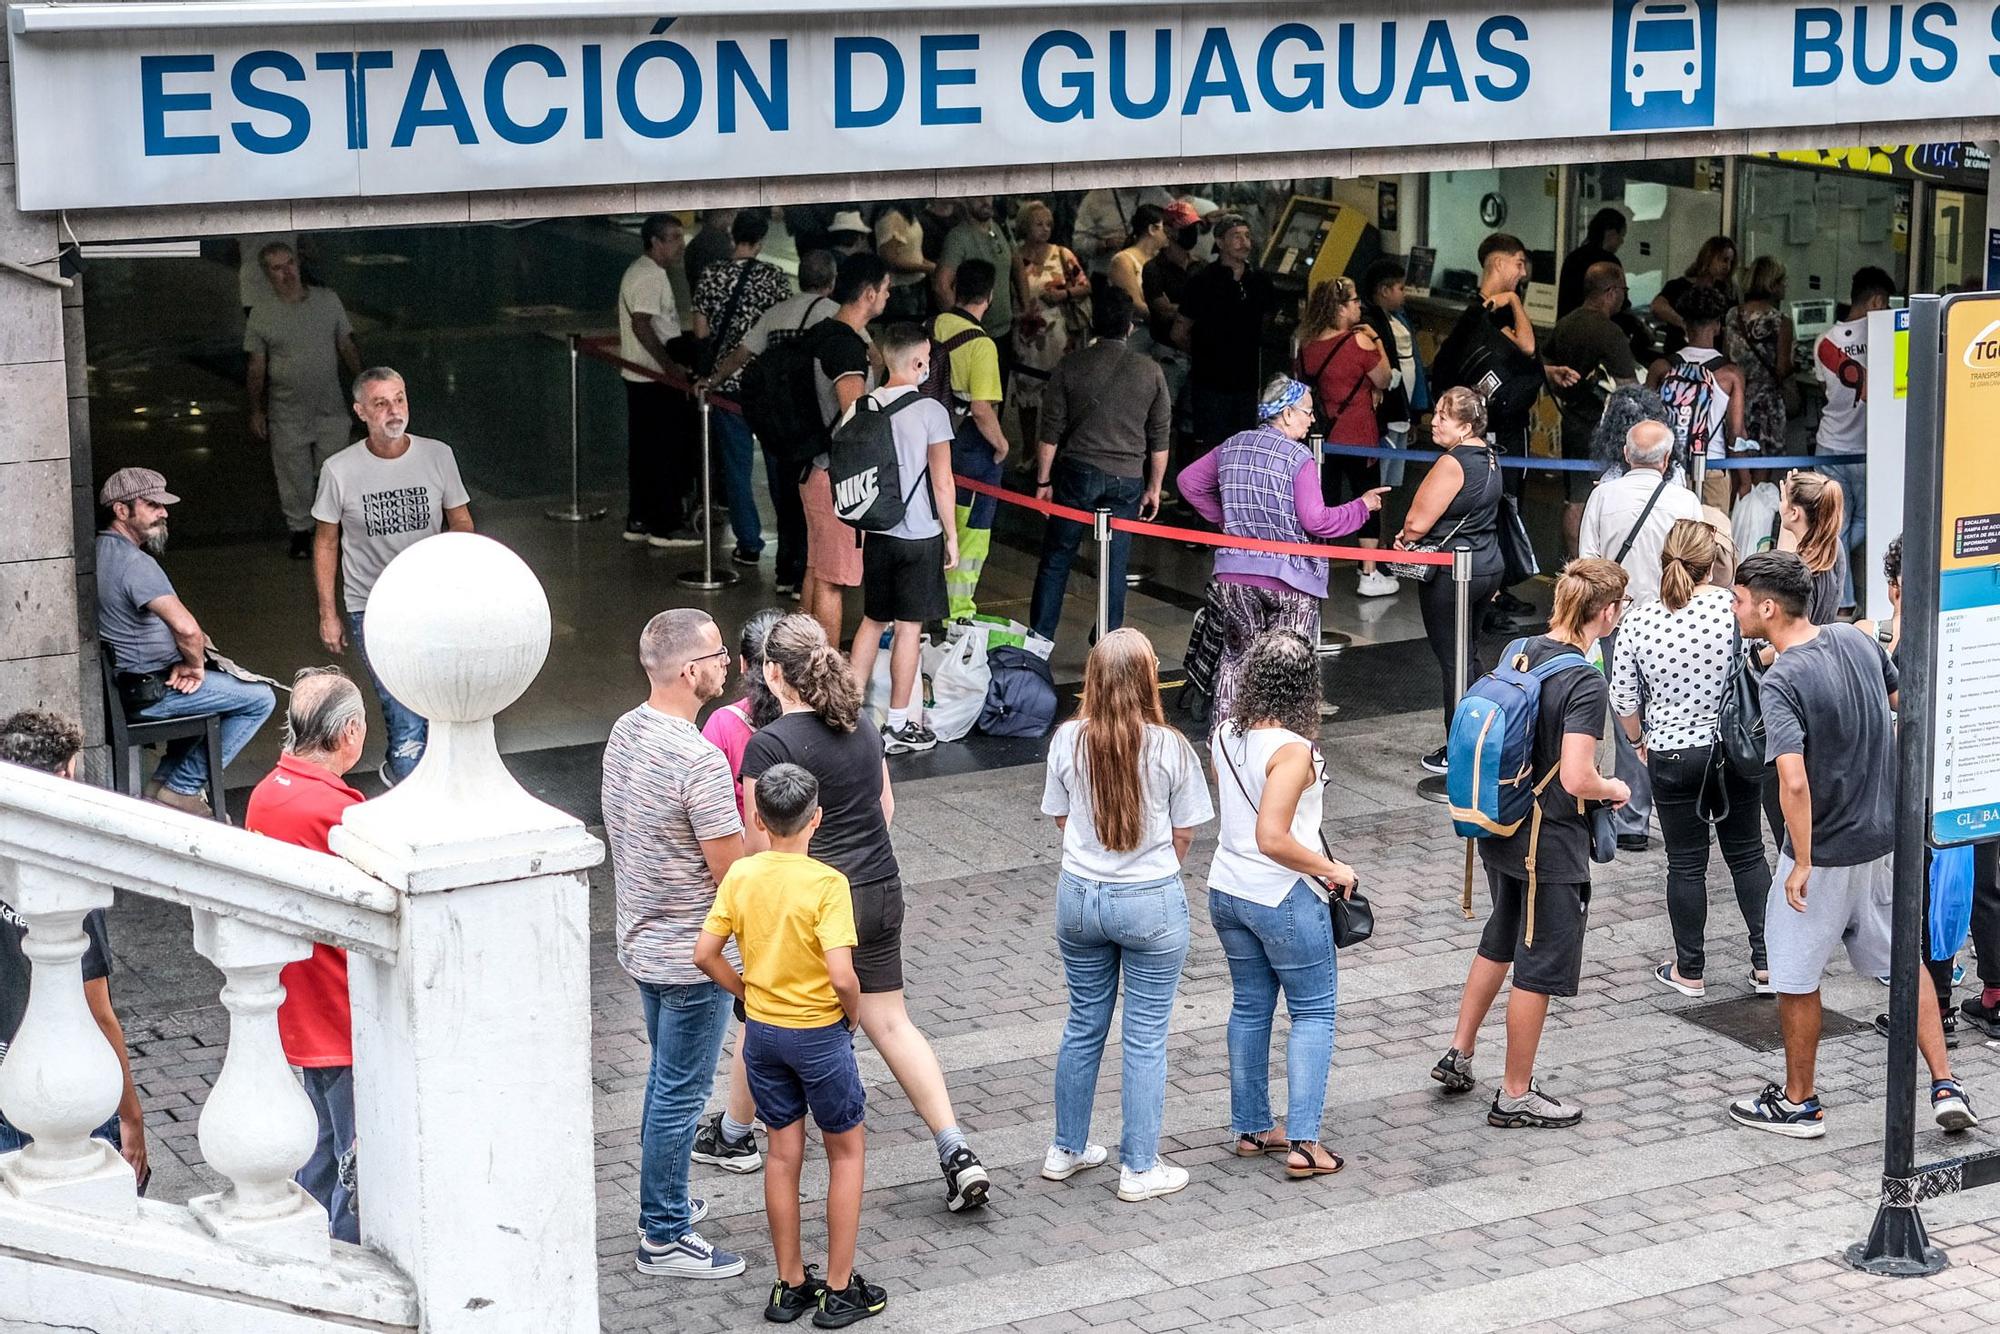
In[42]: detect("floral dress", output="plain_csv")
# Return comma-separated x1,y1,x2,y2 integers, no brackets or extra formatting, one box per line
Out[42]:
1724,305,1788,454
1012,245,1084,411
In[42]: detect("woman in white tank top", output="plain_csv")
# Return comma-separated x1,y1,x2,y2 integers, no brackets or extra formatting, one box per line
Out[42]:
1208,630,1360,1180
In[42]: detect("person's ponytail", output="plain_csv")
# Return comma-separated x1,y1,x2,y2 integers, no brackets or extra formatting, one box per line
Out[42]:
1657,518,1717,613
763,613,862,732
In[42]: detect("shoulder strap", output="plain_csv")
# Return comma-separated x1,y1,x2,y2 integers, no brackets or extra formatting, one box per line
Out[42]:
1613,471,1675,566
1528,651,1591,681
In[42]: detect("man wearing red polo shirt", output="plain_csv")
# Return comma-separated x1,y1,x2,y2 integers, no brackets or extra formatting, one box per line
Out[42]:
245,667,367,1243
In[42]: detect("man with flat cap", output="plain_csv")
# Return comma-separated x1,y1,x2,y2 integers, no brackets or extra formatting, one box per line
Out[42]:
95,467,275,814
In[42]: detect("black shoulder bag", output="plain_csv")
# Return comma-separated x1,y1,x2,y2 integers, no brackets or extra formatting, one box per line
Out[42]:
1613,470,1675,565
1716,618,1770,783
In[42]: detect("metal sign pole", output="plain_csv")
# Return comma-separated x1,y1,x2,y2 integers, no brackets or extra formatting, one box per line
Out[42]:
1417,548,1474,804
676,396,737,591
1093,507,1113,642
546,333,606,523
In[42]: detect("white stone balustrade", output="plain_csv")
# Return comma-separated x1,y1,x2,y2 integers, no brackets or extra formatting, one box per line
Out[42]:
0,533,604,1334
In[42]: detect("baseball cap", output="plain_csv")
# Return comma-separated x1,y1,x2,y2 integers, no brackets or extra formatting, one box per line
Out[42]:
1164,201,1203,229
97,467,179,508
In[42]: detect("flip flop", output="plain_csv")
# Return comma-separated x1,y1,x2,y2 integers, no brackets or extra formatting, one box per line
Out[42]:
1284,1141,1345,1179
1654,961,1705,999
1232,1133,1286,1158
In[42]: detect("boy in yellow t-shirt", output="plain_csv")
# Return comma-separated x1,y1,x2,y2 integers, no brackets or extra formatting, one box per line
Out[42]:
695,763,883,1327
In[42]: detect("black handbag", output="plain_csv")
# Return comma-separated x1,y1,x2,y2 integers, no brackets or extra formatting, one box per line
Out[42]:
1716,621,1770,782
1174,583,1225,726
1494,492,1540,586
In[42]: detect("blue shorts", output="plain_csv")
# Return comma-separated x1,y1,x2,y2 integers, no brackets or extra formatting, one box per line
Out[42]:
744,1017,866,1134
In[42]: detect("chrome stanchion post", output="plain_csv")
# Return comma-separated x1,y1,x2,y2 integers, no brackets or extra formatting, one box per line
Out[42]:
676,394,738,590
1690,452,1708,500
1093,506,1112,642
547,334,606,523
1418,548,1475,803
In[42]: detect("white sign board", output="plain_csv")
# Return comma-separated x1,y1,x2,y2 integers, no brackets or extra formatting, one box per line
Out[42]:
11,1,2000,211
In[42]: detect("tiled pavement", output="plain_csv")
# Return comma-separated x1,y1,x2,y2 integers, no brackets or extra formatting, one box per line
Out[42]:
101,710,2000,1331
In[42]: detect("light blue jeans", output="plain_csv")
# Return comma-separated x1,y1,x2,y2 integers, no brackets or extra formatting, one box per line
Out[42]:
637,979,731,1244
1209,879,1337,1141
137,670,275,796
348,612,427,783
1818,455,1865,610
1053,872,1190,1173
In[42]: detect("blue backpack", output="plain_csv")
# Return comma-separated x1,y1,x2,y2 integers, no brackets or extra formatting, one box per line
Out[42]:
978,647,1058,738
1446,638,1591,929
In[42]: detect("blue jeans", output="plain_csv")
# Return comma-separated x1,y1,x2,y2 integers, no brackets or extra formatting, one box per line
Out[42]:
1818,456,1865,609
1209,880,1338,1140
951,422,1001,530
1054,872,1189,1172
637,979,731,1244
348,612,427,783
0,1108,123,1156
296,1065,359,1243
1029,460,1146,641
137,670,276,796
713,408,763,555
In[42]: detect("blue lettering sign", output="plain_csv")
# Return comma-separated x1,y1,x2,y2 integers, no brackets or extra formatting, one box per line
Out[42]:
834,36,903,128
1474,16,1531,101
581,44,604,140
484,44,567,146
1405,20,1468,103
716,40,788,133
230,51,309,155
1913,2,1959,81
1257,24,1324,114
921,35,981,125
1337,23,1396,110
1108,29,1171,119
314,51,394,151
616,38,701,139
392,47,478,147
1182,27,1250,114
1023,30,1093,122
141,54,220,157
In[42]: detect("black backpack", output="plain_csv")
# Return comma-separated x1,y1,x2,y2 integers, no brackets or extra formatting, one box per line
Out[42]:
742,318,832,470
827,392,933,533
918,310,991,422
978,647,1058,738
1433,299,1542,427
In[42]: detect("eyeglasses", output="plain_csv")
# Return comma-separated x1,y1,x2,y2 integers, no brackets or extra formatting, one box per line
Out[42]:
684,647,731,669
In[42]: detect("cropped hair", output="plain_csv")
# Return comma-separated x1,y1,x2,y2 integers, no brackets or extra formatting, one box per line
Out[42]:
286,667,364,756
1129,202,1167,239
753,762,820,838
738,607,788,729
1624,419,1674,469
1478,232,1527,265
351,366,404,405
762,613,861,732
1584,207,1627,245
1549,558,1629,637
1674,282,1732,330
730,210,771,247
258,240,297,267
1092,285,1136,340
1014,199,1054,236
1361,257,1406,303
1851,265,1897,306
1226,629,1322,740
638,607,717,683
1658,519,1719,612
1785,471,1844,575
0,710,83,776
1735,550,1813,619
953,257,997,306
639,213,682,248
1433,385,1487,439
876,322,930,369
833,252,890,304
797,249,838,293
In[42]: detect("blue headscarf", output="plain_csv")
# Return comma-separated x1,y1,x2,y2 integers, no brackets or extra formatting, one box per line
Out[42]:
1257,376,1309,422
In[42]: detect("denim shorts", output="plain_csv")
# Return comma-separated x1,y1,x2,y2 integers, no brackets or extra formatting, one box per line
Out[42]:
744,1017,866,1133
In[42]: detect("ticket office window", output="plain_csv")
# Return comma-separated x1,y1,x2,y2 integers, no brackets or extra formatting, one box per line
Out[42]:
1737,162,1909,341
1427,166,1558,298
1924,187,1987,293
1569,161,1724,313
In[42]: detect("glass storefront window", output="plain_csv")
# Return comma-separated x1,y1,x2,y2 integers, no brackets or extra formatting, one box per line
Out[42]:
1924,188,1986,293
1569,160,1724,312
1427,165,1558,298
1737,161,1909,340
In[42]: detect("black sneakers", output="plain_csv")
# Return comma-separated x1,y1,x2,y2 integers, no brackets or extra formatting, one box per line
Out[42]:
1873,1009,1960,1048
814,1273,888,1328
1420,746,1449,775
941,1146,990,1212
1962,994,2000,1039
764,1265,826,1323
883,722,939,756
691,1111,763,1172
1431,1047,1474,1093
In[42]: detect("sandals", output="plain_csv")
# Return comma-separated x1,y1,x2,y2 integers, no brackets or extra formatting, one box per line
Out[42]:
1283,1140,1345,1179
1233,1132,1287,1158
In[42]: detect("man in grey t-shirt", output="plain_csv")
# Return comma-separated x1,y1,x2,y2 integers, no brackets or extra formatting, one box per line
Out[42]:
1725,553,1977,1139
94,468,274,815
312,367,473,786
245,242,362,558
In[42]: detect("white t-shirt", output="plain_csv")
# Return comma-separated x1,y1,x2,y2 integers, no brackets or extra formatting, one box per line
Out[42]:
1814,317,1868,455
1577,466,1705,605
1041,721,1213,883
741,292,836,358
836,385,951,541
1208,726,1325,908
312,435,470,612
874,209,925,289
617,255,681,383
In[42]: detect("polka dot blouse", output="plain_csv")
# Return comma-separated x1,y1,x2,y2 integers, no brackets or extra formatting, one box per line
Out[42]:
1608,586,1738,752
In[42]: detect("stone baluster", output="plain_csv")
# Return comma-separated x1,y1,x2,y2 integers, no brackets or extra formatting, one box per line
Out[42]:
0,861,135,1212
331,533,604,1334
186,909,329,1258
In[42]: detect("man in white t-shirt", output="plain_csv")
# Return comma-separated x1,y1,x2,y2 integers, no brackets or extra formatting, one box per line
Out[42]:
618,215,701,547
841,325,957,756
1813,266,1895,611
312,367,473,786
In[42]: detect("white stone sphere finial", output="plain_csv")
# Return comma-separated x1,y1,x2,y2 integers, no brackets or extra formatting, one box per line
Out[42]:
360,532,550,725
334,533,598,888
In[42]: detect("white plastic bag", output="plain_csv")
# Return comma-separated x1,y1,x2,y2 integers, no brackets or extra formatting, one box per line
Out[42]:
922,633,991,743
1731,481,1783,560
861,630,929,726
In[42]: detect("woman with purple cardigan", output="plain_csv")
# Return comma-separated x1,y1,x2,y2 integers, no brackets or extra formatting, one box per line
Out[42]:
1180,376,1387,723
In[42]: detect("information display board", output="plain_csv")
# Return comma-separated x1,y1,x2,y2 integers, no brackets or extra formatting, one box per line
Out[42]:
1929,294,2000,843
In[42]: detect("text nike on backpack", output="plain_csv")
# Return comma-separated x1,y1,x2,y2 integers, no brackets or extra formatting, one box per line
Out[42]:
826,394,933,533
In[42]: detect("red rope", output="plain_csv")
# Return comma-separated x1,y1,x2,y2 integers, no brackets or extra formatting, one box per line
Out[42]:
576,334,743,415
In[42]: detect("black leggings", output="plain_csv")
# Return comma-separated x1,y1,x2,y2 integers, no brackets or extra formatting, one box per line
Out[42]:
1320,451,1383,539
1419,565,1504,731
1651,746,1769,980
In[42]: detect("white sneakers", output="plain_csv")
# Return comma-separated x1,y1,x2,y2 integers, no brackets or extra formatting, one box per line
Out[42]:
1117,1162,1190,1202
1357,570,1400,598
1043,1144,1188,1202
1040,1143,1107,1181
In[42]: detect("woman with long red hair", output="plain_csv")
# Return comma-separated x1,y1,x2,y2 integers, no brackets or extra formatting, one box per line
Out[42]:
1039,629,1212,1203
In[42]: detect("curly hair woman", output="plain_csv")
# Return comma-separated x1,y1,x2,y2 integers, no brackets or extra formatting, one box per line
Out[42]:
740,614,993,1213
1207,629,1359,1182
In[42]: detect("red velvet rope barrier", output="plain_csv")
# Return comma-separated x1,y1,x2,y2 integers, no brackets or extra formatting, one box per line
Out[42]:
574,333,1454,570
